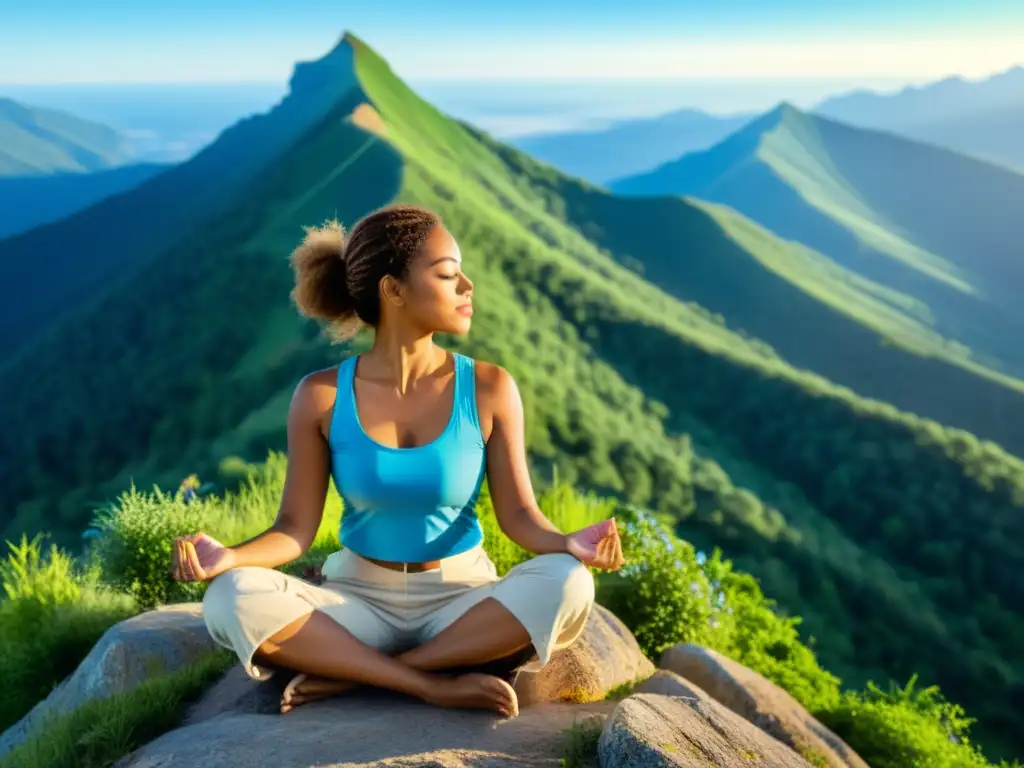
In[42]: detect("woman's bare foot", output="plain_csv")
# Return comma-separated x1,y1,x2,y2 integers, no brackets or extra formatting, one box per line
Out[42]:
425,673,519,718
280,673,358,714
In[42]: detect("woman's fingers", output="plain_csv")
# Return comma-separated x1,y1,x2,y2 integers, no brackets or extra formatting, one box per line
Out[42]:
175,539,190,581
179,539,198,582
171,539,181,581
596,536,613,570
185,539,206,581
611,532,625,570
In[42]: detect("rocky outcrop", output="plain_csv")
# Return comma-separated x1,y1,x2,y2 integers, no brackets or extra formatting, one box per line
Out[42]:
660,644,868,768
118,690,615,768
2,600,871,768
0,603,216,759
599,689,814,767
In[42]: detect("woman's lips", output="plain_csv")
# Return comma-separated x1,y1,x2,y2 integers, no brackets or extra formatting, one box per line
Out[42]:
457,304,474,317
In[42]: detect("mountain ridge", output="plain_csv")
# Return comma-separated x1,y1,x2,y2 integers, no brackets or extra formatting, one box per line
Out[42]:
611,102,1024,385
0,34,366,360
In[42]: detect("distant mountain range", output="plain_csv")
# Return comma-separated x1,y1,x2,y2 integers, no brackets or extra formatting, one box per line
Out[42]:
511,65,1024,183
611,102,1024,384
511,108,750,184
816,66,1024,170
0,33,1022,759
0,98,170,237
0,97,135,176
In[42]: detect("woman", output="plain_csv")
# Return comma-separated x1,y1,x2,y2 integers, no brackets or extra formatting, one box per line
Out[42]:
171,204,625,718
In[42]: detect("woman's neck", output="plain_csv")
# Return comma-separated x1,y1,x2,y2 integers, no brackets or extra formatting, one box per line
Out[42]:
363,325,447,395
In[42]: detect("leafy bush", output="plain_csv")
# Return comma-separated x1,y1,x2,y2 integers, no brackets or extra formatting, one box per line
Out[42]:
820,677,1022,768
87,454,342,607
0,535,136,731
597,505,840,713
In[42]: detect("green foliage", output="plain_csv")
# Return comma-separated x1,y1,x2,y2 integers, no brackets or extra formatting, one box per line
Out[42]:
0,535,136,732
0,650,234,768
88,486,209,608
820,677,1023,768
87,454,343,608
2,469,1016,767
598,506,841,713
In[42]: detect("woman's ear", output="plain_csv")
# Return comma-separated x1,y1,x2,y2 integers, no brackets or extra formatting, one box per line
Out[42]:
380,275,405,308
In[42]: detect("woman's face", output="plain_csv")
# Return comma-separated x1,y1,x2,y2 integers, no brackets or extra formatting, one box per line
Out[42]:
387,225,475,335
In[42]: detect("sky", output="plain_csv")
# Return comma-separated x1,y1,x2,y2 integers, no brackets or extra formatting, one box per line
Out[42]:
2,0,1023,85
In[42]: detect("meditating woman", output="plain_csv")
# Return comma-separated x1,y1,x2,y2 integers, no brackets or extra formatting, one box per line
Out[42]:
170,204,625,717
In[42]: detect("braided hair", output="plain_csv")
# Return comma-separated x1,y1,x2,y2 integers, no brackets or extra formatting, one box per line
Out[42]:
290,204,441,340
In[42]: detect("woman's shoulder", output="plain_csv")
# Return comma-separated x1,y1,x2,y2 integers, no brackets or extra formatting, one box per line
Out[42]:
464,356,518,400
290,364,345,417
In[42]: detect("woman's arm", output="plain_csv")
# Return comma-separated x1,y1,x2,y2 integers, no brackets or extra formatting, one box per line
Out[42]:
483,366,569,555
227,372,333,568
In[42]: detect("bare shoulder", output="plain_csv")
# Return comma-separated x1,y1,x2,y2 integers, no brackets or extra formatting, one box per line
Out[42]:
472,359,518,402
471,360,521,441
291,365,342,430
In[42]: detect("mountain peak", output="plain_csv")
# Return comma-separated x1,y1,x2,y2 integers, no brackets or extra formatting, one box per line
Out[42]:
279,32,363,113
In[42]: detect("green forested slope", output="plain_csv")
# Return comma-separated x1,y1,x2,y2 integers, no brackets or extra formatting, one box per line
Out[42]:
0,33,1021,757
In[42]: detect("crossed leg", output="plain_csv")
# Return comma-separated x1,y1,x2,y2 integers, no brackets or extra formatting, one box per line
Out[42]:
204,554,593,716
272,596,532,713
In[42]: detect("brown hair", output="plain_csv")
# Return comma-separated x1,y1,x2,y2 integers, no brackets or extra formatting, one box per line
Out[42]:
289,204,441,340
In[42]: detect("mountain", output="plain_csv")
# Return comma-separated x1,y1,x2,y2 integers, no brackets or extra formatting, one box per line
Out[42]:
0,43,365,359
0,97,136,176
612,104,1024,390
0,163,169,239
1,33,1022,759
814,66,1024,170
511,108,750,183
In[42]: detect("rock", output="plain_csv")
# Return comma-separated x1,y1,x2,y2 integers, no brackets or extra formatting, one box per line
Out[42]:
117,688,615,767
512,605,655,707
0,603,216,759
660,644,868,768
598,691,814,767
634,669,707,699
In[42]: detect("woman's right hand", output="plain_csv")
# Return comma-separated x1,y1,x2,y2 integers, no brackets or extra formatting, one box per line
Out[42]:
171,533,237,582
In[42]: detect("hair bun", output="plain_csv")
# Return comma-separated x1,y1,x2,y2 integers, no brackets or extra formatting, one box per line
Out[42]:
289,219,358,329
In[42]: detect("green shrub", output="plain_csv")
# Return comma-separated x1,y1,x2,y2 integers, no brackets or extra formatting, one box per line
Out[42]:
596,505,726,656
88,454,342,607
0,535,136,732
598,505,840,712
820,677,1021,768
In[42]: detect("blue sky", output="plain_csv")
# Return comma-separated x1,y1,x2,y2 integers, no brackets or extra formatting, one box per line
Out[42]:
2,0,1022,84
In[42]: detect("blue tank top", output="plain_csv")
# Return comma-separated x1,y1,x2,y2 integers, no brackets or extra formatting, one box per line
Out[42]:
328,352,486,562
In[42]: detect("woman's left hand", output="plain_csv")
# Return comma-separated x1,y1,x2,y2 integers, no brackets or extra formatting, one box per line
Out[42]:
565,518,626,571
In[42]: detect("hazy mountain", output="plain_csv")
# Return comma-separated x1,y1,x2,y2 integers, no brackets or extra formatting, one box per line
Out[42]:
511,108,750,183
0,97,135,176
815,66,1024,170
0,33,1021,756
612,103,1024,382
